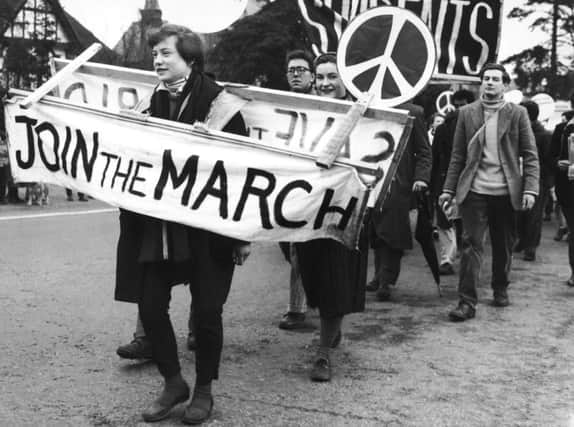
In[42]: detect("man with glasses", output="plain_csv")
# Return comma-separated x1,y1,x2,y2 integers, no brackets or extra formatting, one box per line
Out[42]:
278,49,315,331
285,49,315,94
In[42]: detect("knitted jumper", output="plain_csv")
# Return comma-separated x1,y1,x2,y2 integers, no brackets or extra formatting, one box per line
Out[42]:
470,95,508,196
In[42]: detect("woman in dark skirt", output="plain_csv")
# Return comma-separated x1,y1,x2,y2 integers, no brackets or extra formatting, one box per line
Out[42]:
295,53,368,382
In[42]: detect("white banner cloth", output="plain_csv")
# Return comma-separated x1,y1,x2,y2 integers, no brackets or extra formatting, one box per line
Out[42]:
51,60,412,196
4,94,369,248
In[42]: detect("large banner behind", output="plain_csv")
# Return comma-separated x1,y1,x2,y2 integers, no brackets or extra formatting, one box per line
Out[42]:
4,93,369,248
298,0,502,80
51,59,412,203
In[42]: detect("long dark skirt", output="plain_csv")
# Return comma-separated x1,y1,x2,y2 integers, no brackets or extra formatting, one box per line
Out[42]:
295,230,367,319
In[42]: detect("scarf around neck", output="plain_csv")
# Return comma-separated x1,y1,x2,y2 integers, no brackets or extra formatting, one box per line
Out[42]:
163,76,187,95
480,94,506,110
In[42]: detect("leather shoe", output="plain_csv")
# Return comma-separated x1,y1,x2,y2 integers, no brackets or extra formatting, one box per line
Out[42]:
365,279,378,292
375,283,392,301
187,333,197,351
492,293,510,307
331,330,342,349
566,276,574,287
142,383,190,423
278,312,306,330
116,337,152,360
309,356,331,382
554,227,568,242
439,263,454,275
448,302,475,321
513,240,525,253
182,390,213,425
522,251,535,261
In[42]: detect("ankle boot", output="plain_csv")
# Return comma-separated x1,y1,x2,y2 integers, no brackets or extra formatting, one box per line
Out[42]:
182,384,214,425
142,374,190,423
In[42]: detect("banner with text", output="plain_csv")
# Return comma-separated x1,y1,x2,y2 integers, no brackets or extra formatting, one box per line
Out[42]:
4,95,369,248
298,0,502,80
51,59,412,204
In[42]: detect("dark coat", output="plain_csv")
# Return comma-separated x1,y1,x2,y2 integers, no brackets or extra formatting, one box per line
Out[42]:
115,73,248,303
531,120,552,189
549,116,574,208
430,110,459,229
370,103,432,250
430,110,458,199
443,100,539,211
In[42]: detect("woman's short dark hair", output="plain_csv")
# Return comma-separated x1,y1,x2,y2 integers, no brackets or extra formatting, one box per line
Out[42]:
313,52,337,69
479,63,510,84
285,49,315,73
148,24,204,73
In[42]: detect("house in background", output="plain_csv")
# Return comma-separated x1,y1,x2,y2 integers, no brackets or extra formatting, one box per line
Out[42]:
113,0,163,71
113,0,274,71
0,0,116,90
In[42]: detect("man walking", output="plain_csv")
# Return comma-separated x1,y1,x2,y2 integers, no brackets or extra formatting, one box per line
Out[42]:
439,63,539,321
278,49,315,330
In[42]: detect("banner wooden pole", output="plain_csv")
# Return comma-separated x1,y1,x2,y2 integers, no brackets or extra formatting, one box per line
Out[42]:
19,43,102,109
315,92,374,169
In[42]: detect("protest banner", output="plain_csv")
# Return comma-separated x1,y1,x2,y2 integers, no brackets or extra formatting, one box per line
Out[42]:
4,90,370,248
51,58,412,208
298,0,502,81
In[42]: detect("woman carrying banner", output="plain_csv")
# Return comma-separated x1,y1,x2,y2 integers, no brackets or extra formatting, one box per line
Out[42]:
295,52,368,382
114,24,250,424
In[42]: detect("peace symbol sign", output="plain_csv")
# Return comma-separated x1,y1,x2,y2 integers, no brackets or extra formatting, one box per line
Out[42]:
337,6,436,108
435,90,455,115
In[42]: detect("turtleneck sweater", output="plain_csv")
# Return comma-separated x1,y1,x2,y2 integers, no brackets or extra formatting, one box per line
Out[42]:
470,95,508,196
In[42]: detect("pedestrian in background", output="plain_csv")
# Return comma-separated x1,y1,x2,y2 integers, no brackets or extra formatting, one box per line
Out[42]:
514,100,552,261
430,89,475,275
367,100,432,300
548,96,574,286
277,49,315,331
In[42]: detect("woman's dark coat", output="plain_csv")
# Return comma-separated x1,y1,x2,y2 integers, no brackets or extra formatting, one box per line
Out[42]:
115,73,247,303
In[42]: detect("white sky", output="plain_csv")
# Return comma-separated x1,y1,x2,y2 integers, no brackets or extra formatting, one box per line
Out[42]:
59,0,547,60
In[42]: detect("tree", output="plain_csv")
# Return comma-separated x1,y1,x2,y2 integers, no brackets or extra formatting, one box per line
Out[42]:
206,0,308,90
505,0,574,98
4,38,54,89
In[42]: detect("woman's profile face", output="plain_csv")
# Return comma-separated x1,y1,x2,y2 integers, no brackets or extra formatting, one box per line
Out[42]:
315,62,346,99
151,35,192,83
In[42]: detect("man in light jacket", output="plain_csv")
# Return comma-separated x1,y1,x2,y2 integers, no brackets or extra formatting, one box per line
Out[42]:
439,63,539,321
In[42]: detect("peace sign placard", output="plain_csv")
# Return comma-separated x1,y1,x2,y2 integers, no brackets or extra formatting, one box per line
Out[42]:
435,90,455,115
337,6,436,108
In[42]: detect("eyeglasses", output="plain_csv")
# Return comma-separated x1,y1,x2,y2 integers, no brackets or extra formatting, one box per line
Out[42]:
287,66,310,76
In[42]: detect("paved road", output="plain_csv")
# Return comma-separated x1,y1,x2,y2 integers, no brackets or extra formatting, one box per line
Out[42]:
1,187,573,426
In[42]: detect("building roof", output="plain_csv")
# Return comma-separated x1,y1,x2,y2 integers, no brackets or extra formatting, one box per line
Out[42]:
0,0,26,34
0,0,117,64
61,11,117,63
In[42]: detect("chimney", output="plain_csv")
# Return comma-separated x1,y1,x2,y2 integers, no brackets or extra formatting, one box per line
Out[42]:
143,0,160,10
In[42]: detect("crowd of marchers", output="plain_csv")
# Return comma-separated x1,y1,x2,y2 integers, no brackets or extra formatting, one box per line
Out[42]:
91,28,574,424
2,22,574,426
